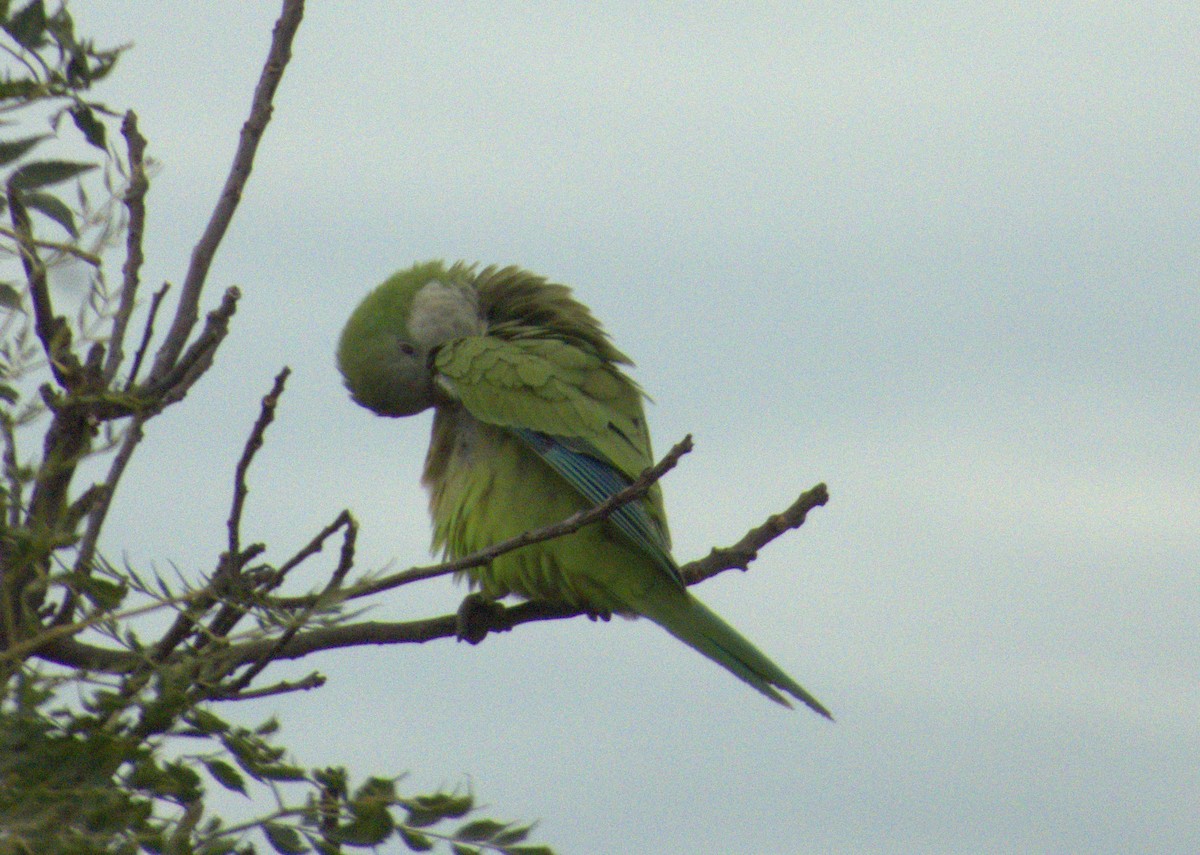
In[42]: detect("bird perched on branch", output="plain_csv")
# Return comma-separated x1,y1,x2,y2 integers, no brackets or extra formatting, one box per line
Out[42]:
337,260,829,716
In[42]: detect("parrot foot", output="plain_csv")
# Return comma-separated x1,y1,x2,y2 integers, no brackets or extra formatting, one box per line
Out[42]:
456,593,505,644
583,605,613,622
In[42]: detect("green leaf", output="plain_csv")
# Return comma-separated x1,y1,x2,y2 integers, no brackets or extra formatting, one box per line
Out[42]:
263,822,309,855
0,282,21,310
258,763,307,782
504,847,555,855
140,831,168,854
313,766,347,796
403,792,473,828
221,729,288,780
78,573,128,610
332,809,394,846
124,627,143,651
85,688,126,716
155,760,203,802
136,701,180,738
397,828,433,852
69,103,106,149
188,708,230,735
203,759,247,795
0,133,47,167
8,159,96,190
124,755,166,791
450,845,480,855
4,0,46,49
492,825,531,846
454,820,506,843
197,839,240,855
0,384,18,404
352,776,395,803
22,190,76,235
0,79,40,101
42,0,70,43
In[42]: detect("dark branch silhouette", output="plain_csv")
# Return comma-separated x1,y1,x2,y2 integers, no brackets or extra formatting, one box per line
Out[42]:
147,0,305,381
35,425,827,675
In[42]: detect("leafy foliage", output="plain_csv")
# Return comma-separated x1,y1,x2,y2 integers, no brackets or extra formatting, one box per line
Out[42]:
1,680,550,854
1,0,121,149
0,3,556,854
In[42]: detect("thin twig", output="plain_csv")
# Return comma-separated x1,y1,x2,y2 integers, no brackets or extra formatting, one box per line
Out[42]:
228,367,290,559
147,0,306,382
5,586,205,666
207,671,326,702
273,434,695,609
194,368,294,650
0,225,103,266
682,482,829,584
5,186,78,389
145,285,239,406
0,416,22,529
268,509,356,594
57,414,149,624
231,481,830,660
123,281,169,392
223,512,356,694
103,110,150,382
32,467,828,676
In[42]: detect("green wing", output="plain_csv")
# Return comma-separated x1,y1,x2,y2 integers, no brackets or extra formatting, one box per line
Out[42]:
434,335,677,577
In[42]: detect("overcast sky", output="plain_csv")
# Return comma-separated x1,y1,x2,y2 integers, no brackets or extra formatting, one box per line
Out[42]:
51,3,1200,853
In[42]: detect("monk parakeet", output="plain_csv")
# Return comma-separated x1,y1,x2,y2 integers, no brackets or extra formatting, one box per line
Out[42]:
337,260,829,716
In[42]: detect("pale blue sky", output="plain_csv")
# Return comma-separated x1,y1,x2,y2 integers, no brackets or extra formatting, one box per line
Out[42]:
53,3,1200,852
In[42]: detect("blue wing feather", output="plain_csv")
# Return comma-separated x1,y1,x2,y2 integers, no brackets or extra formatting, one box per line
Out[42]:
513,427,682,584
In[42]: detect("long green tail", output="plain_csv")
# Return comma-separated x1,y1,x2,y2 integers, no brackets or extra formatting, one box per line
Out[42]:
639,586,832,718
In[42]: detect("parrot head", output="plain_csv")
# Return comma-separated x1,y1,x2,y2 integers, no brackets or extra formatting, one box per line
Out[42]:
337,260,484,417
340,259,632,417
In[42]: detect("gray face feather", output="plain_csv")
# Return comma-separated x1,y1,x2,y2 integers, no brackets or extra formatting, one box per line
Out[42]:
408,280,485,350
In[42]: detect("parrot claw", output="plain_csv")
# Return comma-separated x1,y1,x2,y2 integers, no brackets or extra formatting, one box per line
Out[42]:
583,605,612,622
456,593,505,644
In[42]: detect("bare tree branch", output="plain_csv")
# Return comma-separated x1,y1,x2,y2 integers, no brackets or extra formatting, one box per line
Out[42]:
207,671,326,702
123,281,169,392
103,110,150,383
682,482,829,585
0,225,102,265
264,509,357,599
194,369,306,653
233,482,829,662
57,413,148,624
147,0,305,382
5,587,204,668
0,417,21,529
5,186,79,389
228,367,290,559
143,285,240,407
316,434,695,605
222,512,356,694
33,479,827,676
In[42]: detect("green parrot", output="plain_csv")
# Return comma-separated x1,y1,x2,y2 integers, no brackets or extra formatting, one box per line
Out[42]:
337,260,829,716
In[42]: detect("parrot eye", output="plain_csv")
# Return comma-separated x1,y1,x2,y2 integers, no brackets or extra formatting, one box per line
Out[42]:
398,342,416,357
